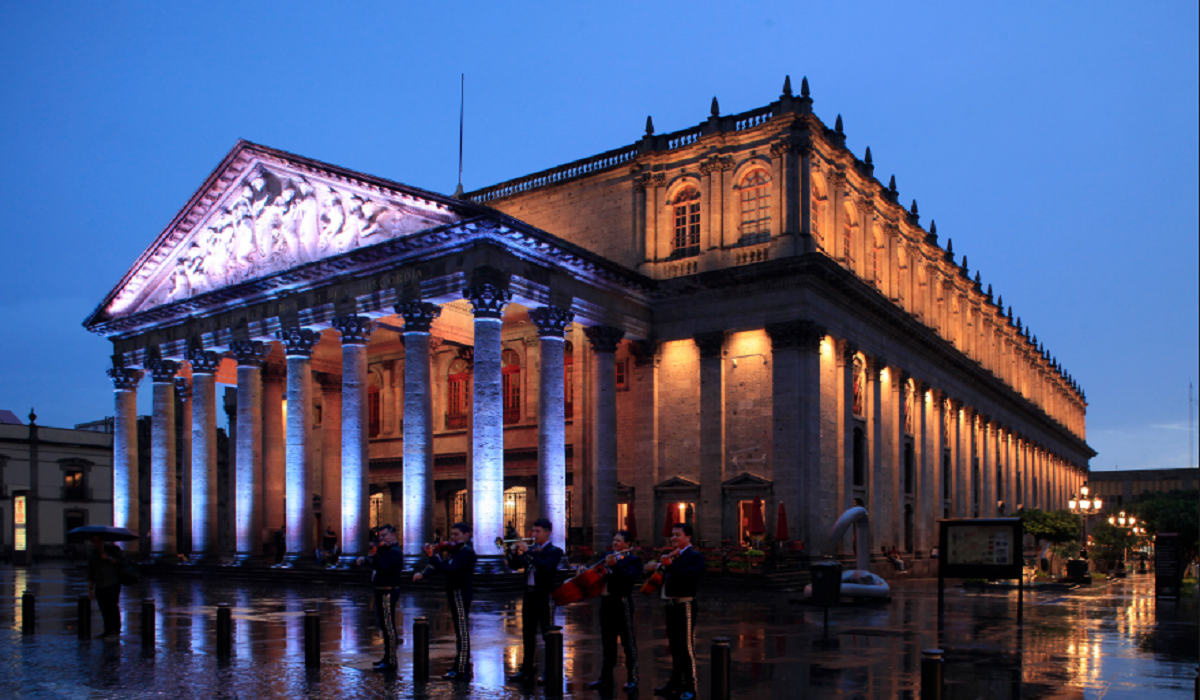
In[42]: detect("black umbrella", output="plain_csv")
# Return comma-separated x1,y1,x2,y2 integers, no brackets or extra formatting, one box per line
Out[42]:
66,525,137,543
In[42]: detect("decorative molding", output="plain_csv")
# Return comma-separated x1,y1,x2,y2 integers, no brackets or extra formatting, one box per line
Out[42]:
107,367,143,392
276,327,320,357
765,319,825,353
693,330,726,360
332,315,377,345
231,340,270,367
529,306,575,338
841,341,859,365
699,155,734,175
583,325,625,354
174,376,192,400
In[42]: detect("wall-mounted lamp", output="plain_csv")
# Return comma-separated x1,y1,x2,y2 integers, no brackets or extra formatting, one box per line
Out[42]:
731,354,768,368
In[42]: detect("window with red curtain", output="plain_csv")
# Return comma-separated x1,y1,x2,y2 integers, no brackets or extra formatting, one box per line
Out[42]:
447,357,471,430
368,387,381,438
502,348,521,425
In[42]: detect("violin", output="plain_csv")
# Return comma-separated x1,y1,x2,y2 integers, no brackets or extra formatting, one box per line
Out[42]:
639,548,681,596
424,541,464,557
552,550,634,606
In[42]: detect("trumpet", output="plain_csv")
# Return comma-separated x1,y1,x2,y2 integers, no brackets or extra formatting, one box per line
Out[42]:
494,536,535,555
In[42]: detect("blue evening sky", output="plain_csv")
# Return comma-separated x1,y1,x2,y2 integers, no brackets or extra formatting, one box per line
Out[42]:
1,2,1196,473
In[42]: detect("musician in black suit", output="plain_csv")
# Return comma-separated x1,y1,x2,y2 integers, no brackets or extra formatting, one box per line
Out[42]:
507,518,564,684
355,523,404,672
414,521,477,681
644,523,704,699
586,529,643,693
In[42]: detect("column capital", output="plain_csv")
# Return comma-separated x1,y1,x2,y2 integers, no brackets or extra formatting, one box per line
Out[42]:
277,327,320,357
185,347,223,375
147,358,180,383
693,330,726,360
332,315,378,345
529,306,575,338
463,268,512,319
867,354,888,378
108,367,143,392
231,340,271,368
765,319,825,353
583,325,625,353
394,301,441,334
174,376,192,400
841,340,859,365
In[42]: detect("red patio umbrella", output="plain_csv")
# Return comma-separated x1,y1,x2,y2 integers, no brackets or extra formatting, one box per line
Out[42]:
662,503,676,538
626,509,639,542
748,496,766,537
775,502,789,541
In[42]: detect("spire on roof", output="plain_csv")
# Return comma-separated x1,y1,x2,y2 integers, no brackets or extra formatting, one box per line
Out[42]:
782,75,792,97
801,76,810,97
645,115,655,136
910,199,918,215
835,114,844,134
711,97,720,117
888,175,897,193
865,146,873,165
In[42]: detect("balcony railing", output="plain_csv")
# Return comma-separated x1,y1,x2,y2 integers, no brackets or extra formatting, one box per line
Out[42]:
503,408,521,425
446,413,468,430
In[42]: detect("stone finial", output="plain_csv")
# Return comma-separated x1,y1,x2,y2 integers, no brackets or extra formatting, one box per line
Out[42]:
930,220,937,236
962,255,969,274
28,408,37,425
864,146,873,165
997,294,1003,308
711,96,720,117
987,284,993,298
782,75,793,96
800,76,810,97
645,115,655,136
1008,306,1013,319
946,238,953,254
529,305,575,338
835,114,844,134
910,199,918,215
974,271,981,284
888,175,897,193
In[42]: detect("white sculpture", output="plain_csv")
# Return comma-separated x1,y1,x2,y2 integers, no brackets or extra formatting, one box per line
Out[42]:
804,506,891,600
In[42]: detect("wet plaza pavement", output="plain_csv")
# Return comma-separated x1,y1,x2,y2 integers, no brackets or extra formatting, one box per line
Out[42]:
0,565,1196,699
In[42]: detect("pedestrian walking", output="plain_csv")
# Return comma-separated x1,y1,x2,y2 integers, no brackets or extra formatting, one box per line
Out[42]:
88,535,126,638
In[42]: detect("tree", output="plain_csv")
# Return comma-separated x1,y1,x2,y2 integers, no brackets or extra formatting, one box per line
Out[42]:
1089,518,1139,566
1018,508,1079,544
1130,488,1199,564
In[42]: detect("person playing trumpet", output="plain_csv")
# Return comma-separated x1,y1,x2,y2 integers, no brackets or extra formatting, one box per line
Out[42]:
506,518,564,684
413,522,477,681
644,522,704,700
585,529,643,693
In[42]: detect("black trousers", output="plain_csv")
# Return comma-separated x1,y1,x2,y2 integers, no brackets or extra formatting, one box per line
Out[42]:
447,589,472,674
374,587,400,664
95,585,121,634
520,588,556,672
599,595,638,683
665,599,698,691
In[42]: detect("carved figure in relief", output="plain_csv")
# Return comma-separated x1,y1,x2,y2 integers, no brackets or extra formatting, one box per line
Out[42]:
275,183,302,266
347,195,386,245
852,355,865,416
319,186,348,255
943,401,953,444
293,180,320,263
167,258,191,300
904,382,915,435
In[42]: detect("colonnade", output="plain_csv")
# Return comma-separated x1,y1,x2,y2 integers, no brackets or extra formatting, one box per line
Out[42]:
105,277,632,561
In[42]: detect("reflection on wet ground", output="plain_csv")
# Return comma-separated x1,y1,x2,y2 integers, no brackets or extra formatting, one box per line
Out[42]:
0,565,1195,699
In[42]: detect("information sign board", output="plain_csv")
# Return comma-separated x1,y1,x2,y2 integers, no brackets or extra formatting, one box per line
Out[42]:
1154,532,1183,601
938,518,1023,579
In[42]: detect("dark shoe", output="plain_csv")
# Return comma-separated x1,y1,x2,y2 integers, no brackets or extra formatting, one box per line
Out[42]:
653,685,679,697
371,662,397,673
678,692,696,700
442,670,471,681
371,658,390,670
623,681,640,692
508,671,535,683
588,679,615,691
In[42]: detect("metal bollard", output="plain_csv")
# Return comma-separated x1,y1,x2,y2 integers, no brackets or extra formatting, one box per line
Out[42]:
711,637,731,700
543,625,564,696
413,617,430,682
216,603,233,659
21,592,35,635
921,648,944,700
77,595,91,639
141,599,156,647
304,609,321,667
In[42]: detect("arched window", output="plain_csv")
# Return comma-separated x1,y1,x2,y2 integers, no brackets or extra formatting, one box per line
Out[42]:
447,356,472,430
738,169,771,241
904,442,915,495
502,348,521,425
564,341,575,420
852,427,866,487
671,185,701,259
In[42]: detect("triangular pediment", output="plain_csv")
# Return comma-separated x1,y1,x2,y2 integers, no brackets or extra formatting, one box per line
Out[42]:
722,471,772,488
654,476,700,490
86,141,474,326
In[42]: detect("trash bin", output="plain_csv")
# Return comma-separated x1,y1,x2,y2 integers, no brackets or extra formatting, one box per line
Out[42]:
810,560,843,606
1066,559,1089,582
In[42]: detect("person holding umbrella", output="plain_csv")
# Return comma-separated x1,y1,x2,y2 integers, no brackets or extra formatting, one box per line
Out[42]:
72,525,137,639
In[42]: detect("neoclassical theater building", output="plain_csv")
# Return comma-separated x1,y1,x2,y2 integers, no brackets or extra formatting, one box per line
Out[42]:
85,78,1093,566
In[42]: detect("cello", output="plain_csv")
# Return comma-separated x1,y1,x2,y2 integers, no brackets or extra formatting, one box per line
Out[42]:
639,548,681,595
552,550,634,606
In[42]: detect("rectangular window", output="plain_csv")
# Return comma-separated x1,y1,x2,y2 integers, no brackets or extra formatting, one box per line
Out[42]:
64,470,86,500
615,359,627,389
503,372,521,425
368,391,381,437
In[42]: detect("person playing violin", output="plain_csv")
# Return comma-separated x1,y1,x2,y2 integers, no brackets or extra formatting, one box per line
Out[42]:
507,518,564,684
414,521,477,681
643,523,704,700
586,529,643,693
355,523,403,673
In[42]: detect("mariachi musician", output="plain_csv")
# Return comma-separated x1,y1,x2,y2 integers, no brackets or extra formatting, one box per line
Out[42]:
413,521,477,681
585,529,643,693
507,518,564,684
644,522,704,700
355,523,404,673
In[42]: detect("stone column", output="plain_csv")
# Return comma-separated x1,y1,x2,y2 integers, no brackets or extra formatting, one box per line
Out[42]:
798,323,828,553
867,356,891,548
463,272,511,552
980,419,994,518
148,359,178,559
333,315,376,559
175,377,192,554
109,367,142,552
694,331,725,544
395,303,439,556
186,348,222,562
584,325,625,552
261,364,286,544
947,400,964,517
221,388,236,559
232,341,268,563
629,340,659,546
278,328,320,564
315,372,342,554
530,306,574,551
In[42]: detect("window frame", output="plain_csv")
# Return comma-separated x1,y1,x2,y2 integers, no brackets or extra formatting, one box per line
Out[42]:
737,168,772,241
670,185,702,260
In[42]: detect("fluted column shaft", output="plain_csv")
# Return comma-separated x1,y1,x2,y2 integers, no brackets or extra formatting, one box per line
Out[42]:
188,349,221,561
109,368,142,552
233,341,267,562
149,361,178,558
175,378,192,554
394,304,438,556
585,325,625,552
464,272,511,552
531,307,573,550
279,328,319,564
334,315,375,559
319,377,342,552
262,368,285,540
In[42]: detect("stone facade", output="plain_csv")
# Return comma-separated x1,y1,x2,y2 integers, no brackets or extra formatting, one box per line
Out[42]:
84,79,1092,565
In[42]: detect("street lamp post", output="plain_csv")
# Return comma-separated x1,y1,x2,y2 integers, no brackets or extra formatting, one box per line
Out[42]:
1068,485,1103,559
1107,511,1142,577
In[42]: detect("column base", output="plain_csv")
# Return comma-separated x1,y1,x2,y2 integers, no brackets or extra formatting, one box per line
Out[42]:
186,553,224,567
233,554,269,567
148,550,179,565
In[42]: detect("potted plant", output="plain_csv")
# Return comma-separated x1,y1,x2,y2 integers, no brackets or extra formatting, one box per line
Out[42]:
704,550,725,573
728,550,747,574
746,548,766,573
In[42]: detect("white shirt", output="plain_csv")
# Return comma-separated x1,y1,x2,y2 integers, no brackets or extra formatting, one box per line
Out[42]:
526,543,543,586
